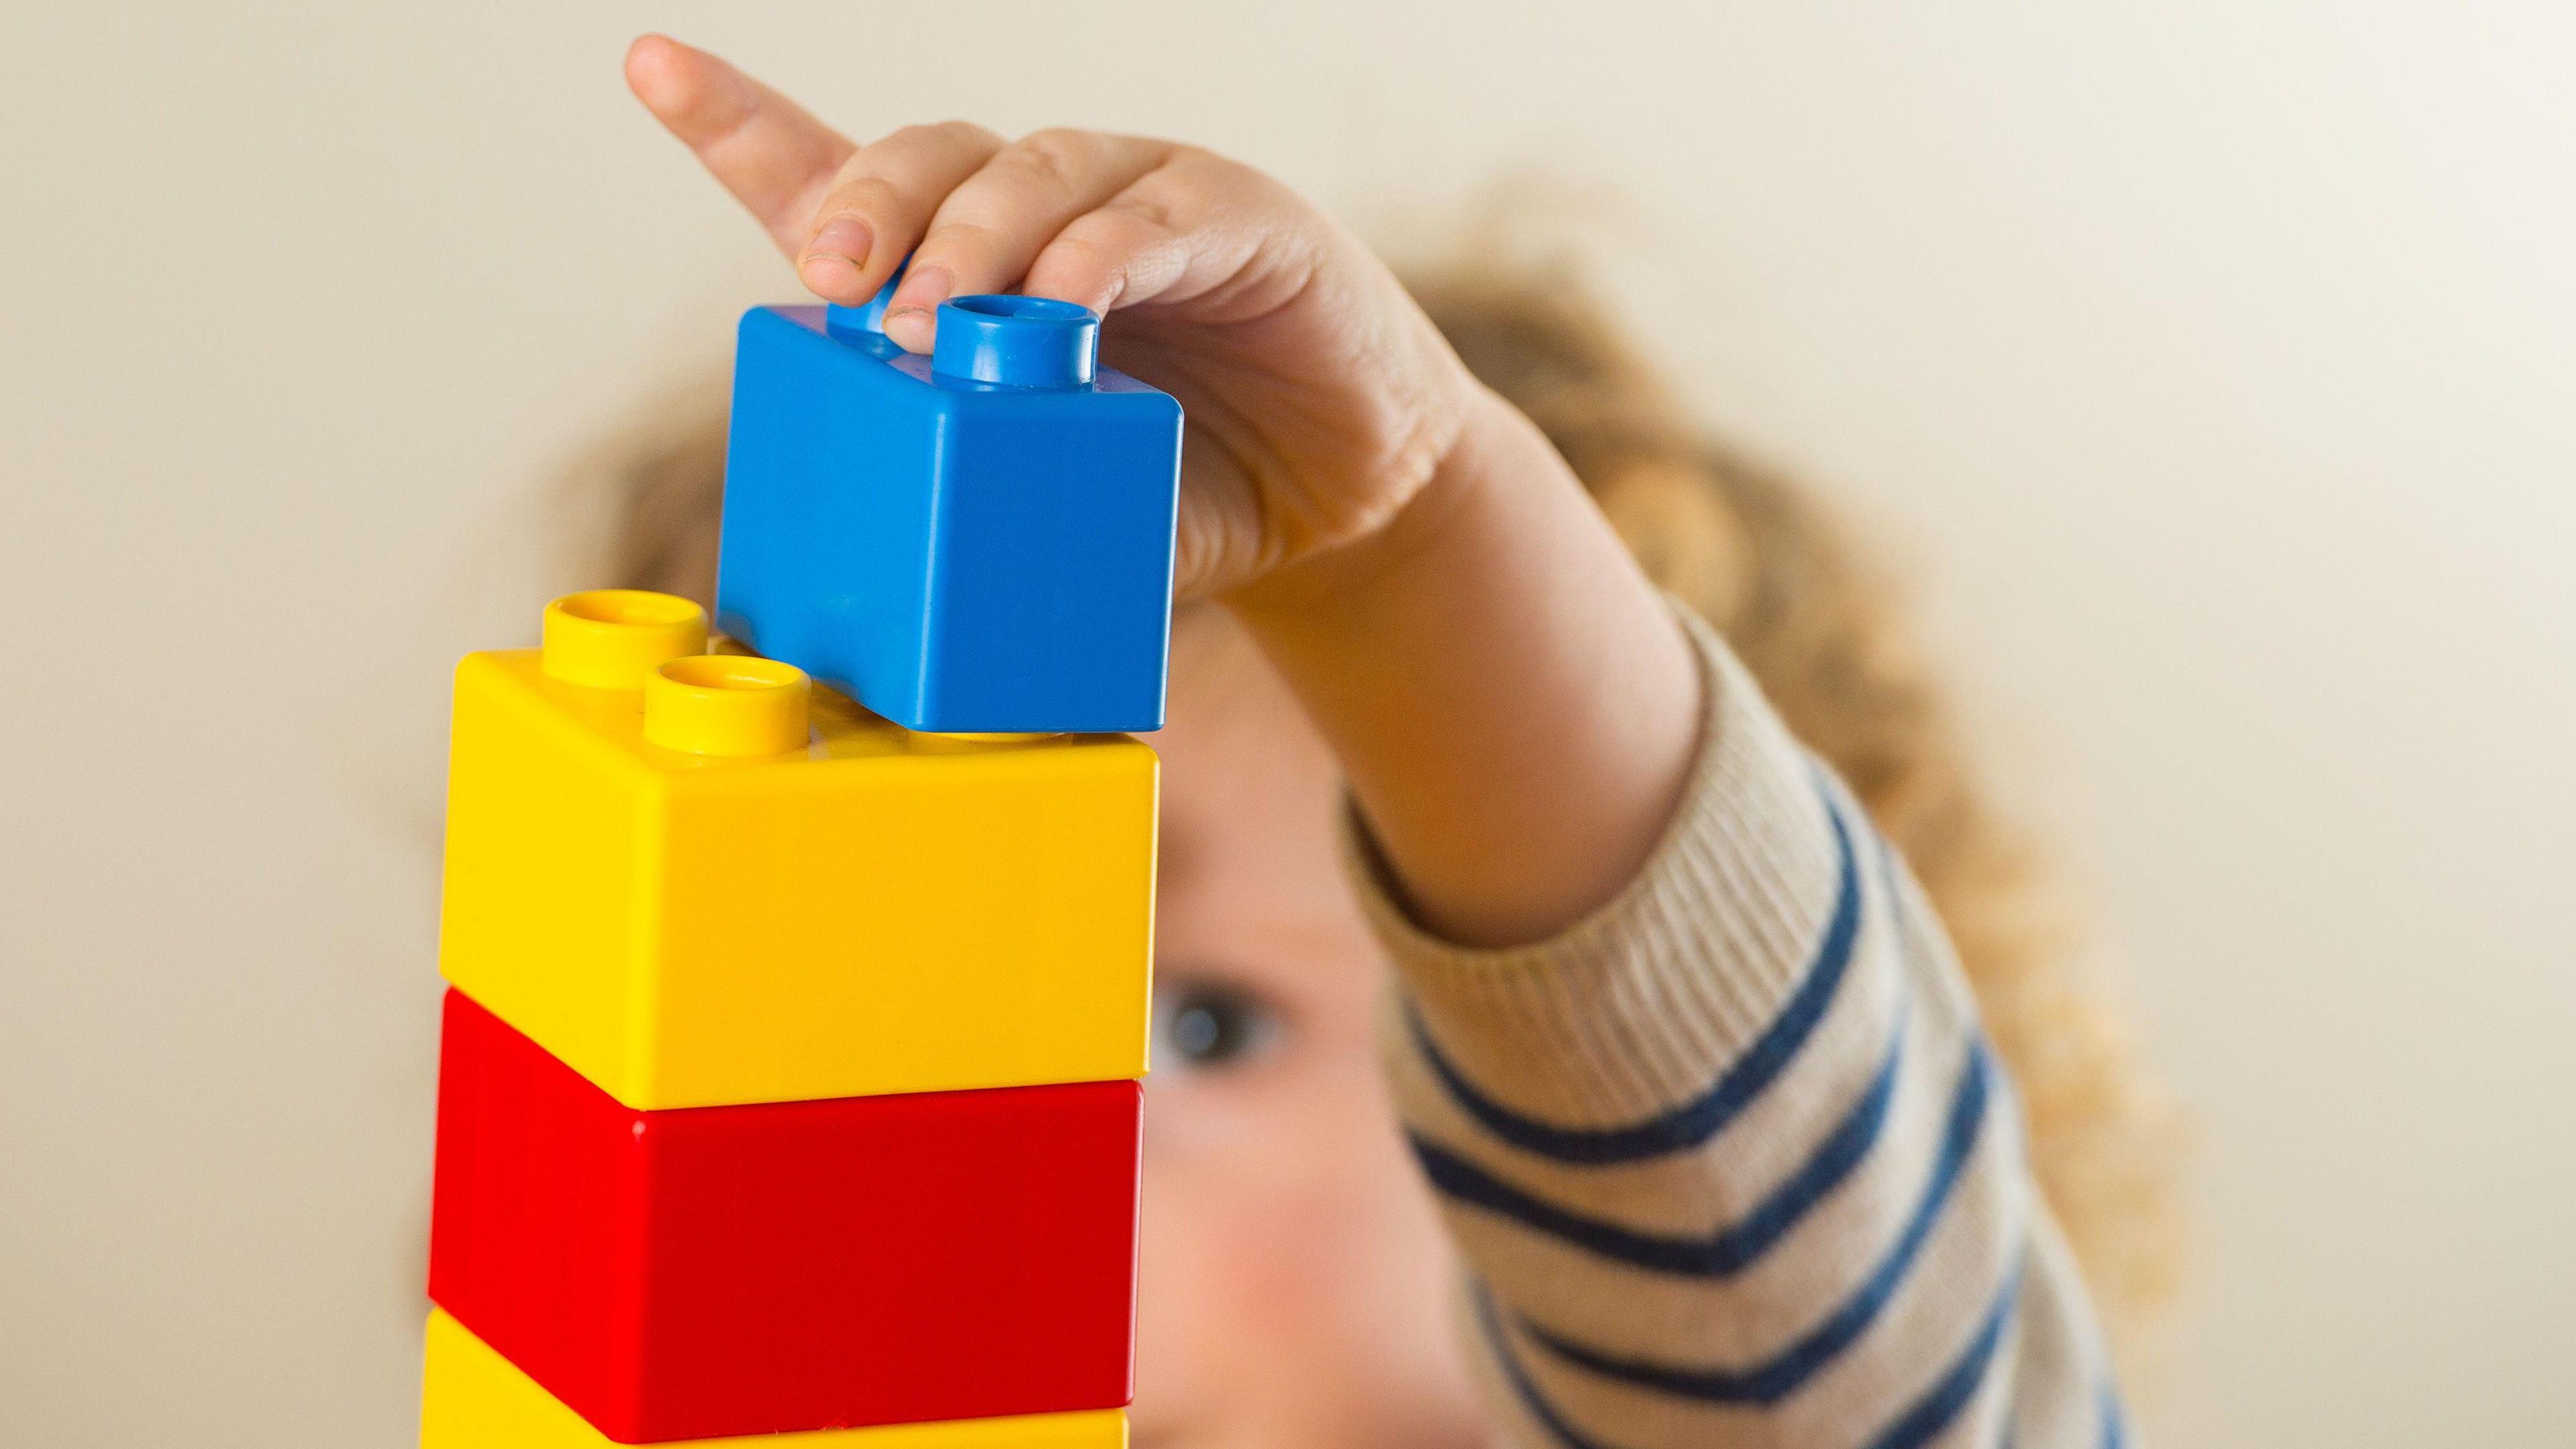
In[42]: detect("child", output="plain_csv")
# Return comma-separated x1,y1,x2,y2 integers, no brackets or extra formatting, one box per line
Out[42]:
600,35,2183,1448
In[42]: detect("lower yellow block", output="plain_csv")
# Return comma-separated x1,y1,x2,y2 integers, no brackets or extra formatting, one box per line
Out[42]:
419,1310,1128,1448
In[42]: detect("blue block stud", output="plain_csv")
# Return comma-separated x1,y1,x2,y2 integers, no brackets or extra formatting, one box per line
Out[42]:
716,278,1183,734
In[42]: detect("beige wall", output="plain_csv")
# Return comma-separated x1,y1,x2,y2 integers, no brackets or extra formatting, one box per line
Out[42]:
4,3,2570,1444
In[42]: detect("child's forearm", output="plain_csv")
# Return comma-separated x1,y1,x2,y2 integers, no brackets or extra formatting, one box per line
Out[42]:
1228,387,1704,949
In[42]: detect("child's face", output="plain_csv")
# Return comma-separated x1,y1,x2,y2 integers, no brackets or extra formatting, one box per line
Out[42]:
1131,607,1487,1448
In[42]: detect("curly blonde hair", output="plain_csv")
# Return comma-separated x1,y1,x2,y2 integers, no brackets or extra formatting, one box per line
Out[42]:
575,260,2187,1357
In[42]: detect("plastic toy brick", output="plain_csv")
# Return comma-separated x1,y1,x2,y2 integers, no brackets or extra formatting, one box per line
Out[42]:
715,284,1182,734
428,989,1140,1442
437,590,1156,1110
421,1309,1129,1448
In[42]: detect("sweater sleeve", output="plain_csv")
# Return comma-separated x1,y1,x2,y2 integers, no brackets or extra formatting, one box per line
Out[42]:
1346,608,2127,1449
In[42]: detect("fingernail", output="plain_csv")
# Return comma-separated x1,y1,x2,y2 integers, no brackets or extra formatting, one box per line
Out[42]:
891,263,953,307
804,215,873,268
881,264,953,348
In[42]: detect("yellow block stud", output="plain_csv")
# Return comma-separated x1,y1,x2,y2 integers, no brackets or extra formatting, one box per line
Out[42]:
645,655,812,756
437,593,1157,1109
420,1310,1128,1449
542,590,710,689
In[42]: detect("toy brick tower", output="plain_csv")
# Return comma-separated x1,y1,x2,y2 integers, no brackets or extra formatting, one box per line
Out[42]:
419,279,1181,1448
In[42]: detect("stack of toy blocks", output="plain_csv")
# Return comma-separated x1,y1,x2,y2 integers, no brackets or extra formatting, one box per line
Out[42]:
421,279,1182,1448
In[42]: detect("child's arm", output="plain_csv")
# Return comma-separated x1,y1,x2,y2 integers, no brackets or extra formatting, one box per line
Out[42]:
629,36,2121,1444
625,36,1697,950
1356,610,2123,1446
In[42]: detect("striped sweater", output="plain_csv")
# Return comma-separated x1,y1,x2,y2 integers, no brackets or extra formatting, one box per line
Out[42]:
1350,611,2125,1448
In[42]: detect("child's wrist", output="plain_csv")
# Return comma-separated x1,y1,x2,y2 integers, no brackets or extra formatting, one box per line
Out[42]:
1224,386,1552,645
1218,384,1703,945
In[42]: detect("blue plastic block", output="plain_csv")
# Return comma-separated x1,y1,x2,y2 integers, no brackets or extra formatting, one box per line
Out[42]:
715,286,1182,733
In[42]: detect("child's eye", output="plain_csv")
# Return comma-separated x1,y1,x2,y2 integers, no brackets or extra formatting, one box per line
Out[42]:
1153,980,1278,1071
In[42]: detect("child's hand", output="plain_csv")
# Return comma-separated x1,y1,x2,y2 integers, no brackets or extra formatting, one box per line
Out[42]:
629,35,1701,948
626,35,1482,602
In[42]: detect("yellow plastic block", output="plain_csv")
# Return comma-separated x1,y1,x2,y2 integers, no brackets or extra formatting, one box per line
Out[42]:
420,1309,1128,1448
437,592,1157,1110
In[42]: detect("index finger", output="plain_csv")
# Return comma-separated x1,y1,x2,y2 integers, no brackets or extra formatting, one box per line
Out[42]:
625,34,854,256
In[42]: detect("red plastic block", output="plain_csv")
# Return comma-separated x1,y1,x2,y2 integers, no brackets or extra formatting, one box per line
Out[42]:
427,989,1140,1444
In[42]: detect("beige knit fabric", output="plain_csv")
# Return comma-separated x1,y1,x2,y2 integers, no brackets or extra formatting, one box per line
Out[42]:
1348,612,2118,1449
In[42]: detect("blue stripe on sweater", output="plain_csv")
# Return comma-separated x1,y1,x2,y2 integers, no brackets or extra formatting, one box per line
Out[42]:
1472,1257,2022,1449
1513,1036,1998,1404
1866,805,1923,964
1471,1279,1619,1449
1407,997,1910,1277
2099,1379,2128,1449
1406,782,1864,1165
1864,1256,2025,1449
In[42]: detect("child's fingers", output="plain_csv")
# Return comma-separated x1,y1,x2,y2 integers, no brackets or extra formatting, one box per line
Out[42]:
624,36,854,257
874,131,1173,352
1020,194,1188,316
795,121,1008,306
1024,150,1279,316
